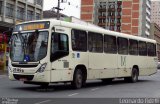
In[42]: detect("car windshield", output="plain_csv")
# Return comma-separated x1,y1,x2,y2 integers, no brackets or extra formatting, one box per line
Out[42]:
10,31,48,62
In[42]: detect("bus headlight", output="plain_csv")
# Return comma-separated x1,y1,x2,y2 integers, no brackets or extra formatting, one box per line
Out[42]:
8,66,12,73
36,63,47,73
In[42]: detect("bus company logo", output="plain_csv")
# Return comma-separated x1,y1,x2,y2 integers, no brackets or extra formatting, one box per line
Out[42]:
121,56,126,66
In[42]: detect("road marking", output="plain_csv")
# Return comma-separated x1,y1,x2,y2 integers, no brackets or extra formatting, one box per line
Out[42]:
91,88,99,91
68,93,79,97
35,100,51,104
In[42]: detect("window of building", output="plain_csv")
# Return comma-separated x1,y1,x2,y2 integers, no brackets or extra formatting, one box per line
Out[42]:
0,1,2,15
27,10,34,21
118,37,128,55
139,41,147,56
36,13,41,20
147,43,156,56
71,29,87,52
88,32,103,53
17,7,25,20
129,39,138,55
27,0,34,4
35,0,43,6
99,19,102,23
104,35,117,54
6,3,14,18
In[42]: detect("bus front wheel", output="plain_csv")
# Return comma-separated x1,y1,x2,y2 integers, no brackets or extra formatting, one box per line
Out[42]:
72,69,83,89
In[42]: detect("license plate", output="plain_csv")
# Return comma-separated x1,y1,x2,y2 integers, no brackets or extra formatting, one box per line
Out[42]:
13,68,24,73
19,78,27,81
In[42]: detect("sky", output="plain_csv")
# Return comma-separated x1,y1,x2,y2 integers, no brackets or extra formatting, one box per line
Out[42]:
43,0,81,18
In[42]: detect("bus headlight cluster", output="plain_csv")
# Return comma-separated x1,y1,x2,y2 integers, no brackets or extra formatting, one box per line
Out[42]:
8,66,12,72
36,63,47,73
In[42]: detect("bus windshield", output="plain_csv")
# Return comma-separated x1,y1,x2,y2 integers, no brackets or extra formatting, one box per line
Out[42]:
10,31,48,62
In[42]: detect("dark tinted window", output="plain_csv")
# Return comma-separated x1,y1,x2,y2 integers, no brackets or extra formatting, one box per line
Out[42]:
104,35,117,54
51,33,69,62
88,32,103,53
118,37,128,55
129,39,138,55
139,41,147,56
147,43,156,56
51,33,68,53
71,29,87,51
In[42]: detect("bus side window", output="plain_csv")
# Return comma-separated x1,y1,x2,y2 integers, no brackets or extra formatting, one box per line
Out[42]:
139,41,147,56
104,35,117,54
71,29,87,52
129,39,138,55
147,43,156,56
88,32,103,53
118,37,128,55
50,32,69,62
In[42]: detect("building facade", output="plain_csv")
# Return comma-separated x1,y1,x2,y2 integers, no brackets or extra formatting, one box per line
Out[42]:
151,0,160,27
81,0,151,37
0,0,43,34
150,23,160,60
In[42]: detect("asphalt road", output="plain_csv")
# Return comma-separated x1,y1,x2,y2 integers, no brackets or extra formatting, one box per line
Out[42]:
0,71,160,103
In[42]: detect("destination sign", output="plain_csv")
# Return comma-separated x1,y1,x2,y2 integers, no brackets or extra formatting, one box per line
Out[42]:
13,21,50,32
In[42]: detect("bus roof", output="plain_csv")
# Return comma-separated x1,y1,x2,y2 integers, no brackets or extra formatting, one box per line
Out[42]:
16,19,156,44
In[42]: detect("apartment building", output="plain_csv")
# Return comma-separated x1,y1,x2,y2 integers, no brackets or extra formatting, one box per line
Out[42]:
151,0,160,27
0,0,43,34
81,0,151,37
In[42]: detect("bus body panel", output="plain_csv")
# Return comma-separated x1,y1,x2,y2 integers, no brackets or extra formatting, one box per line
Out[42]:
117,55,131,77
88,53,117,79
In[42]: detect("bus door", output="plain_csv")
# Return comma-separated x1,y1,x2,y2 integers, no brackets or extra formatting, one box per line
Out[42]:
50,27,70,82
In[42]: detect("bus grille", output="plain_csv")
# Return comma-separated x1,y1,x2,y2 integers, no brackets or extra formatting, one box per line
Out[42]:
13,74,34,81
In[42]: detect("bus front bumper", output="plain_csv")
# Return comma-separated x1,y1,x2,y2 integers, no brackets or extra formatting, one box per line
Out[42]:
9,70,50,83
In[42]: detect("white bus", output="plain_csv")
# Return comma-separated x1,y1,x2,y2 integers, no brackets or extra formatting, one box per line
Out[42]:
8,19,157,89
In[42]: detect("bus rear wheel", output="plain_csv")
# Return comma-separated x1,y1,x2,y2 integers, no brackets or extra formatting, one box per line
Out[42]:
72,69,83,89
124,68,138,83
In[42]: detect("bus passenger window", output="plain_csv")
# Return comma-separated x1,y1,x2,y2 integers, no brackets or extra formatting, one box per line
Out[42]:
104,35,117,54
118,37,128,55
129,39,138,55
147,43,156,56
71,29,87,51
139,41,147,56
88,32,103,53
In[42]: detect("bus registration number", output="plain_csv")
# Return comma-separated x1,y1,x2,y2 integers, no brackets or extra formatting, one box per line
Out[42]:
13,68,24,73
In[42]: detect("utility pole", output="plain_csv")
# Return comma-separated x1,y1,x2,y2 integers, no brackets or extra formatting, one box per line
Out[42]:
57,0,62,20
53,0,63,20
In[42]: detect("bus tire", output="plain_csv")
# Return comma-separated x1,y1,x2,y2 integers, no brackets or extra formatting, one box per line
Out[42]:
72,69,83,89
125,68,138,83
